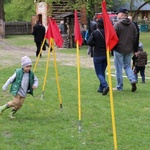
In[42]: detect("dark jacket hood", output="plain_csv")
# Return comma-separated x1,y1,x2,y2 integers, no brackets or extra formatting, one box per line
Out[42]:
119,18,131,26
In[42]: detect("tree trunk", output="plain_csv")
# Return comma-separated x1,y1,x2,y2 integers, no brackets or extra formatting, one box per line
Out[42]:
130,0,134,16
0,0,4,20
0,0,5,38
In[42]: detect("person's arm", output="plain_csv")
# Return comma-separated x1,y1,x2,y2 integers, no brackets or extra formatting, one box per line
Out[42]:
32,26,35,35
32,75,38,89
145,52,148,65
87,32,95,46
132,23,138,53
2,72,16,91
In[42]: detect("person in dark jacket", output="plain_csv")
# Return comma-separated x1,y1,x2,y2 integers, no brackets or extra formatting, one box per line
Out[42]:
113,8,138,92
132,43,147,83
87,18,109,95
0,56,38,118
32,20,45,57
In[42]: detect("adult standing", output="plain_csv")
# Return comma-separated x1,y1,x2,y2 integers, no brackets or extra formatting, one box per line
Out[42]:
87,19,109,95
113,8,138,92
32,20,45,57
59,20,65,34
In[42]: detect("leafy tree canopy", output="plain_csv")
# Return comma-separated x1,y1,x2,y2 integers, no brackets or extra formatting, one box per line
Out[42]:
3,0,150,21
4,0,35,21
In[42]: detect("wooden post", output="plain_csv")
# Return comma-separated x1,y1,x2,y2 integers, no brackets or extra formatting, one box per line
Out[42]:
0,0,5,38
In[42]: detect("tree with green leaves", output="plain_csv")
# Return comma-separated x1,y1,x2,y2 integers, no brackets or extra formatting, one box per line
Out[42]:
4,0,35,21
3,0,150,21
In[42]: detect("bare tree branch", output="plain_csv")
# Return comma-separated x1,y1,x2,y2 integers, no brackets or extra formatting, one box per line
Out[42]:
133,0,150,21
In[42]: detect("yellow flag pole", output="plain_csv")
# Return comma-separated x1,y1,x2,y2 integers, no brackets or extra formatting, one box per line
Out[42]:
76,41,81,132
106,48,118,150
52,39,63,109
41,38,51,99
33,38,46,72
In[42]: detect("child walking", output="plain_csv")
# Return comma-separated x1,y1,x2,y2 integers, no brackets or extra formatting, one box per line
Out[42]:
132,43,147,83
0,56,38,118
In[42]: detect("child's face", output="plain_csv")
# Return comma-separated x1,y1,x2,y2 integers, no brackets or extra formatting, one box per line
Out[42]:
23,65,32,72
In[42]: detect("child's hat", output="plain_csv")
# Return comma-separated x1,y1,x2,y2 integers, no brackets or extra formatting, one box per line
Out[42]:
21,56,32,68
138,42,143,51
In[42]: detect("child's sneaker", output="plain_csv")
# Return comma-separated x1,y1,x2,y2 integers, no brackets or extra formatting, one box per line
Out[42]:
9,112,16,119
0,106,4,115
0,104,8,115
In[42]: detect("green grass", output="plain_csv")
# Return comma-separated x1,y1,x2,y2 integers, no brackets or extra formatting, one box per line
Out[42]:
5,35,34,46
0,32,150,150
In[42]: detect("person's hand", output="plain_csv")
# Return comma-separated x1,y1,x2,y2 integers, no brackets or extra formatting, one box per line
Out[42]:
87,48,91,55
134,52,138,56
2,85,7,92
32,86,37,90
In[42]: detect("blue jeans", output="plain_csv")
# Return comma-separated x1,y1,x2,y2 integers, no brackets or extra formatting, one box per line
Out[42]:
93,56,108,92
114,51,136,90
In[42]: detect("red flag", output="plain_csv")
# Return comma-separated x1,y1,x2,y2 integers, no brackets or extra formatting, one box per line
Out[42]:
50,19,63,47
102,1,118,51
45,23,53,39
74,10,82,46
45,18,63,48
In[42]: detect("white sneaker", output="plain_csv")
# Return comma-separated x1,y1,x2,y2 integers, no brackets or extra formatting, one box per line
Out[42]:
113,88,122,91
113,88,118,91
0,106,4,115
9,113,16,119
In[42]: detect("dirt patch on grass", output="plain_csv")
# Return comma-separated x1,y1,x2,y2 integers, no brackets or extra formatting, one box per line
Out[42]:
0,38,34,68
0,38,94,69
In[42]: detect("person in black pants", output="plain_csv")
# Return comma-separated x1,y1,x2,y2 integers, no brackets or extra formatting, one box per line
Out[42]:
32,20,45,57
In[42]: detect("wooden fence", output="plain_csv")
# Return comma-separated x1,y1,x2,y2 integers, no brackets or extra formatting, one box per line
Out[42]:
5,21,32,35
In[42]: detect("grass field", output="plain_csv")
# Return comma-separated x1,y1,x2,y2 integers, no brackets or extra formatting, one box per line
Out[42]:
0,32,150,150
